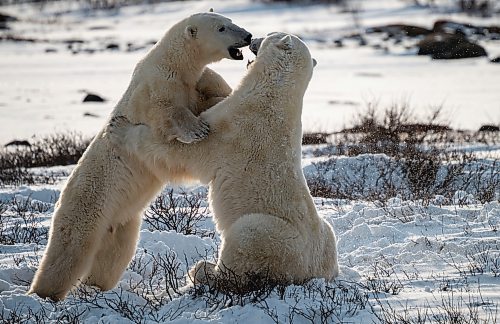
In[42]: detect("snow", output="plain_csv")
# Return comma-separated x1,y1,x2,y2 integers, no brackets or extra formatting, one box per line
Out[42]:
0,150,498,322
0,0,499,322
1,172,499,322
1,0,500,143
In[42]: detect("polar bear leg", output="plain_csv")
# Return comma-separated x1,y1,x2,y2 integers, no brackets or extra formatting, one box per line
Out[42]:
85,215,142,290
320,221,340,278
216,213,306,288
29,216,107,301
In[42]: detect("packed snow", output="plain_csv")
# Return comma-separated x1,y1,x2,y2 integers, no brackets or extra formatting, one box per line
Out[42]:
0,0,499,323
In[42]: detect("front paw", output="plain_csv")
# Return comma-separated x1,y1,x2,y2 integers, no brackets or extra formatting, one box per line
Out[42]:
175,117,210,144
106,115,133,146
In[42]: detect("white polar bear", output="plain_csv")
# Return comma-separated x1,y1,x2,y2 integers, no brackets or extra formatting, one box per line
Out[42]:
28,12,251,301
108,32,339,291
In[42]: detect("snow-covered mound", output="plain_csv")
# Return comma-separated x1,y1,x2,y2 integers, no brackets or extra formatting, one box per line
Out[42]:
0,146,499,322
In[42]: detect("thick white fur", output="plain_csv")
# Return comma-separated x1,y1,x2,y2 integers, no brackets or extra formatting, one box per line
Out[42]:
109,33,339,290
28,13,250,301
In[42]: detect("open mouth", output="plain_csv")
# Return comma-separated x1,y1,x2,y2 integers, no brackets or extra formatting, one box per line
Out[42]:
228,46,244,60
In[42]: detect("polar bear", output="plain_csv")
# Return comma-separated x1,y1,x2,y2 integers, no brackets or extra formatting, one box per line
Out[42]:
28,13,251,301
107,32,339,291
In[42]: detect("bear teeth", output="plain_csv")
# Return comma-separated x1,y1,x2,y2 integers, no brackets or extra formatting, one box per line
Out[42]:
228,47,244,60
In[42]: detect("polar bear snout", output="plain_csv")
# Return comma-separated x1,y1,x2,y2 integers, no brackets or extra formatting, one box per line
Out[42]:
244,33,252,45
249,38,263,55
227,31,252,60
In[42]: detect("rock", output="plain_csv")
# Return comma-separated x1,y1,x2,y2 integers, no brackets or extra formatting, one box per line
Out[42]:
490,56,500,63
432,41,487,59
5,140,30,147
83,93,106,103
333,39,343,48
417,33,487,59
106,43,119,51
478,125,499,132
417,33,464,55
83,112,100,118
0,12,14,30
0,12,18,23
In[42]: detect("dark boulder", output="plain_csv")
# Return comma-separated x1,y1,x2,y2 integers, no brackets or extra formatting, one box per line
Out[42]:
0,12,17,23
417,33,464,55
417,32,487,59
83,93,106,103
5,140,30,147
478,125,499,132
432,41,487,59
106,43,119,51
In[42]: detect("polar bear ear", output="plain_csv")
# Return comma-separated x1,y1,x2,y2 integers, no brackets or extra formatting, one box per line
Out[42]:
185,25,198,39
276,34,292,50
312,58,317,67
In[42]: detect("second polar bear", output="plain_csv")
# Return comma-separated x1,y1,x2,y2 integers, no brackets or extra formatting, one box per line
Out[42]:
108,33,339,290
29,13,251,301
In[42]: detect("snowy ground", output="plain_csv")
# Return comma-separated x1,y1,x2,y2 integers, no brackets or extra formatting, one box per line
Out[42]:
0,144,499,322
0,0,499,323
1,0,500,143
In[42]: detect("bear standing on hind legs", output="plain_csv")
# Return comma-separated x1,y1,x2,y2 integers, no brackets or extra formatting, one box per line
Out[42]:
28,12,251,301
107,32,339,291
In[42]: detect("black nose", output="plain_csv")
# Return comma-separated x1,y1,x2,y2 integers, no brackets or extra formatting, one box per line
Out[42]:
245,33,252,44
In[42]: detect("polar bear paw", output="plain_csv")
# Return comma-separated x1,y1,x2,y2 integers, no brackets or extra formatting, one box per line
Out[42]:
173,114,210,144
107,115,134,147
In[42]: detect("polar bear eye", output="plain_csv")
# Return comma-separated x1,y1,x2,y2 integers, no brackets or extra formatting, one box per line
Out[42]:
218,26,225,32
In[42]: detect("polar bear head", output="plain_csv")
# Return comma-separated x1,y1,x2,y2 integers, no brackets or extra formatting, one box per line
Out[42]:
182,13,252,63
248,32,316,93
